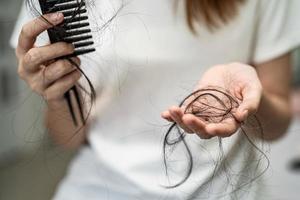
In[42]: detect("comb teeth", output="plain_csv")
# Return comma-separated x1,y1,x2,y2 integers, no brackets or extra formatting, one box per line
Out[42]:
62,8,87,17
47,0,75,3
65,29,91,37
71,48,96,57
74,41,94,48
64,22,90,30
50,2,86,12
64,16,88,23
64,35,92,43
39,0,95,57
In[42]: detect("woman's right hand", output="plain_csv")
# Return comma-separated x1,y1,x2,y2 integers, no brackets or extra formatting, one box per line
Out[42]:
16,12,81,105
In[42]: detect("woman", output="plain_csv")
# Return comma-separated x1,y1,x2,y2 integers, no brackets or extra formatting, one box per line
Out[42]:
13,0,300,199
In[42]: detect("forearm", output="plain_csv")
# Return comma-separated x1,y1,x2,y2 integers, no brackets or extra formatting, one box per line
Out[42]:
45,94,88,149
247,90,292,141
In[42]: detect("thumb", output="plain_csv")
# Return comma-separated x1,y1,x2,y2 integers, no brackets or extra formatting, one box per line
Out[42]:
235,85,262,122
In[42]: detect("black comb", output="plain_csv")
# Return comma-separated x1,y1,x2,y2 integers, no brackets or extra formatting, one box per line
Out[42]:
38,0,95,126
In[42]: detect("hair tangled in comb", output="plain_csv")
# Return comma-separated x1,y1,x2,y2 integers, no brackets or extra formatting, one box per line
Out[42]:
25,0,123,127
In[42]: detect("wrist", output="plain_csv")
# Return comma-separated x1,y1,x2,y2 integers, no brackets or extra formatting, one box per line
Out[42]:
250,90,292,140
47,98,68,111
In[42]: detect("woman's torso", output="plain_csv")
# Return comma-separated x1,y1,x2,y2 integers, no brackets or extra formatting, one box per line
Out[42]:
56,0,266,199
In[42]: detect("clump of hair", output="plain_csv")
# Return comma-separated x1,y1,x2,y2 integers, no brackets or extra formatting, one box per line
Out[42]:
163,87,269,198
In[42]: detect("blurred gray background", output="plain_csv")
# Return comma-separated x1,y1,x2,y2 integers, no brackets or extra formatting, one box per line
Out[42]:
0,1,74,199
0,0,300,200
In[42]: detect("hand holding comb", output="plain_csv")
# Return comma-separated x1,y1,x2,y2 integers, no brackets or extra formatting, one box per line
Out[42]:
38,0,95,126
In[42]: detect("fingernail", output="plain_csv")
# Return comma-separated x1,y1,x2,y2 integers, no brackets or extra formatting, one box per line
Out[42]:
51,12,63,21
68,43,75,52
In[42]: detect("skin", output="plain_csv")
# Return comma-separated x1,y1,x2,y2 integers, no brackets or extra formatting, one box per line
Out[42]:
16,13,292,149
162,58,292,141
16,13,85,148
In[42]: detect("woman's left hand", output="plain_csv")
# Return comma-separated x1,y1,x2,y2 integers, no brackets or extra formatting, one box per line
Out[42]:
161,63,263,139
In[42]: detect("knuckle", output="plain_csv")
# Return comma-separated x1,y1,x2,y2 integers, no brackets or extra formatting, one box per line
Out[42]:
57,59,69,68
44,67,55,80
48,60,72,79
25,49,40,64
62,74,78,88
59,60,73,73
23,52,32,65
63,59,73,68
55,60,65,70
20,24,31,38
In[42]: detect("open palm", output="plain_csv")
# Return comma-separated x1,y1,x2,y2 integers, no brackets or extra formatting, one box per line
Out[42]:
161,63,262,139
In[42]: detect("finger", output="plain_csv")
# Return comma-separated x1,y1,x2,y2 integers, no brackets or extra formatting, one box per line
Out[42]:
22,42,74,72
236,85,262,122
205,118,239,137
161,111,174,122
182,114,212,139
43,70,81,102
169,106,193,133
17,12,64,57
43,57,80,85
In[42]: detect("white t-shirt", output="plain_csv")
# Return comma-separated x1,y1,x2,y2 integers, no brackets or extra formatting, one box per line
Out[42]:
12,0,300,199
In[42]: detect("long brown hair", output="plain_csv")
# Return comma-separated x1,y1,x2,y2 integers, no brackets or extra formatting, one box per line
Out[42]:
185,0,245,32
